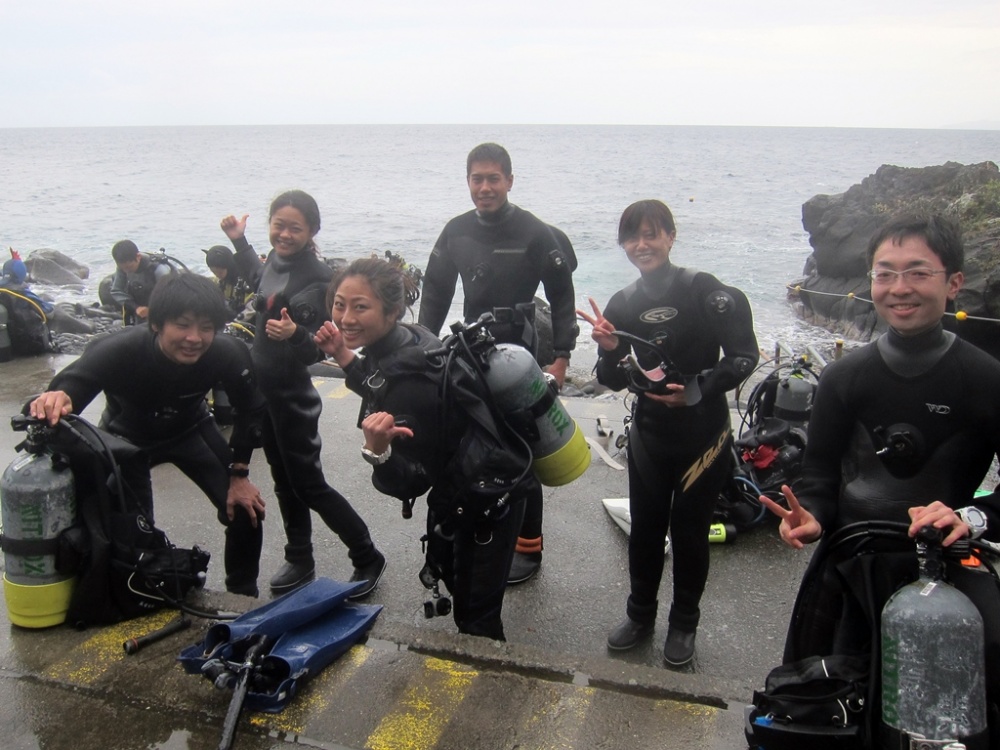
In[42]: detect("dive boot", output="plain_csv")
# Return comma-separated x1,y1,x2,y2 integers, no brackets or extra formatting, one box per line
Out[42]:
507,551,542,584
348,550,387,600
607,616,654,650
663,627,696,668
270,543,316,594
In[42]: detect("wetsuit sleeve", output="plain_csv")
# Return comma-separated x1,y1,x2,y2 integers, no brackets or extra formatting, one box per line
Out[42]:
109,268,133,310
41,335,121,416
369,377,438,502
216,336,266,464
796,360,855,531
417,226,459,336
594,295,632,392
695,283,759,402
538,227,578,357
230,236,265,292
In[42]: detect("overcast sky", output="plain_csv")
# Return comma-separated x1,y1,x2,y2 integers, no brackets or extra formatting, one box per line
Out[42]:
3,1,998,129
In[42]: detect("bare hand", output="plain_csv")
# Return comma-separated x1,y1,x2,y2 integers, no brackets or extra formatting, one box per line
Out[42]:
361,411,414,456
908,501,969,547
220,214,249,242
29,391,74,426
544,357,568,389
265,308,297,341
226,476,266,528
576,297,620,351
135,306,150,319
314,321,353,364
644,383,686,407
760,484,823,549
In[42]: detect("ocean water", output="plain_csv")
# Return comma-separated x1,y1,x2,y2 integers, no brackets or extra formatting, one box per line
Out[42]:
3,124,999,358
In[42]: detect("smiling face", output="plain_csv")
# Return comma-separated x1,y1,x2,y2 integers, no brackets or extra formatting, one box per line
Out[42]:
331,275,399,349
621,219,675,274
268,205,316,258
152,312,216,365
871,235,963,336
467,160,513,216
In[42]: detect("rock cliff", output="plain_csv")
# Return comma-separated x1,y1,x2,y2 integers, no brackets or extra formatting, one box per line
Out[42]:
791,161,1000,357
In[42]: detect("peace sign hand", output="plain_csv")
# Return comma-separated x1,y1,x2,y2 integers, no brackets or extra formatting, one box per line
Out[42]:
759,484,823,549
576,297,620,352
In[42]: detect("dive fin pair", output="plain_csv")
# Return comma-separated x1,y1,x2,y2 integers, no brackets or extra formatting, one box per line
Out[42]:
178,577,381,712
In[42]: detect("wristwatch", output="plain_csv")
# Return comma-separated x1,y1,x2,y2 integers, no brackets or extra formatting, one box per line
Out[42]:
957,506,988,539
227,464,251,478
361,444,392,466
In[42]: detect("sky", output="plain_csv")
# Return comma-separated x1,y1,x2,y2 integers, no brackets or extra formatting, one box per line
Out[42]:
2,1,999,129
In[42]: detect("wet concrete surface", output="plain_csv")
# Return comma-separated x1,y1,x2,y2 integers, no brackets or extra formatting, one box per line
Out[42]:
0,352,814,749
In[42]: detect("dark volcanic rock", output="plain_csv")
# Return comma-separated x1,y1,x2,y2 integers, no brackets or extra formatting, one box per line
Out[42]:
792,161,1000,356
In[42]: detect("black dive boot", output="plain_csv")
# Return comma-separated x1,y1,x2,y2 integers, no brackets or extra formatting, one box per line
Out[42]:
270,543,316,594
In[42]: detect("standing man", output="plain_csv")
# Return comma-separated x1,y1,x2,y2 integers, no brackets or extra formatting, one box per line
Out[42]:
109,240,179,324
29,273,268,597
418,143,579,584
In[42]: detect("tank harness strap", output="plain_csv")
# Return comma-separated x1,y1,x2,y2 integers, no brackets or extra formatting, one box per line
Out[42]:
504,382,558,439
0,533,61,557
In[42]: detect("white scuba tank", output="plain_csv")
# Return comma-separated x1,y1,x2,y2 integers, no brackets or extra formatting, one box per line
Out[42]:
881,533,987,746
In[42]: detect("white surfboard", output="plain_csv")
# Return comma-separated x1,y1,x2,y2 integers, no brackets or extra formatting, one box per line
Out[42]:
602,497,671,555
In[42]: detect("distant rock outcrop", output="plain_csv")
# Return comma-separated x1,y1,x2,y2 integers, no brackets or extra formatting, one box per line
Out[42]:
790,161,1000,357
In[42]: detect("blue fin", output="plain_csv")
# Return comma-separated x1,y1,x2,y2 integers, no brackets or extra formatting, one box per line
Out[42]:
246,602,382,712
178,578,364,673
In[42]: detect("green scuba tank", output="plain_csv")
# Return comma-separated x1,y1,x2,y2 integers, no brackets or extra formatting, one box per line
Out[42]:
1,423,77,627
482,343,589,486
881,529,987,747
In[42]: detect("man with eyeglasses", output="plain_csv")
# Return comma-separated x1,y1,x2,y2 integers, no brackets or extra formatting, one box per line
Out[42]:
763,213,1000,546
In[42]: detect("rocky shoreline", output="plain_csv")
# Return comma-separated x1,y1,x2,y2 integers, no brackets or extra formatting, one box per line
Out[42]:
790,160,1000,357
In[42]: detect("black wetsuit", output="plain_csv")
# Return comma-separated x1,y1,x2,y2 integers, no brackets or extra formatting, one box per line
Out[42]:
110,256,175,320
343,323,526,640
595,262,759,633
783,325,1000,745
418,202,577,551
231,237,380,572
799,324,1000,533
44,325,267,593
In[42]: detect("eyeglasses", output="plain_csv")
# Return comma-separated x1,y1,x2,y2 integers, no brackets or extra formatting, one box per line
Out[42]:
867,268,947,285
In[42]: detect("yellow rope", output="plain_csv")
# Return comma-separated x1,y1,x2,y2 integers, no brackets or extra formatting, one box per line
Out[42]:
786,283,999,324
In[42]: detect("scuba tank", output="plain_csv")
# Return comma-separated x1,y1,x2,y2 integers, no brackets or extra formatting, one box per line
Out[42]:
772,373,814,424
1,417,78,627
481,343,590,486
881,527,987,747
0,302,12,362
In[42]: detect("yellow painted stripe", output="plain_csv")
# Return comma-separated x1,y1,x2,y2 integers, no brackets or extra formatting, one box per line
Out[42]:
250,643,374,735
44,610,178,684
366,656,477,750
522,686,595,750
314,378,352,399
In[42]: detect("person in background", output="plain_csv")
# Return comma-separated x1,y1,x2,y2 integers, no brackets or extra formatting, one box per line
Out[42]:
578,199,758,668
109,240,178,324
204,244,256,322
221,190,386,598
316,256,529,639
762,214,1000,548
27,273,268,596
418,142,578,585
